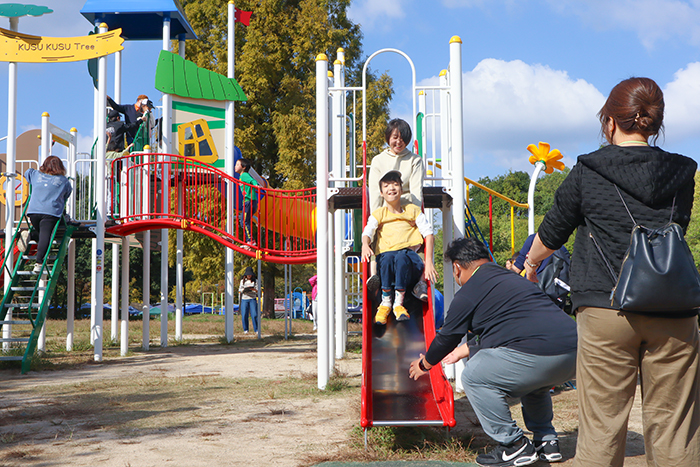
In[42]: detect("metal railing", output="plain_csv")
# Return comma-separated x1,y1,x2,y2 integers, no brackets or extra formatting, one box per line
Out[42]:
108,153,317,264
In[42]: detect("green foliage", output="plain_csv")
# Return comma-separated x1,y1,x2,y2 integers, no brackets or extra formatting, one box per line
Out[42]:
466,169,574,265
685,172,700,270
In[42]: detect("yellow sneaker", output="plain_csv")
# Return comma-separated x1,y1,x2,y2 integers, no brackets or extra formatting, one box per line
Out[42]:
375,305,391,325
393,305,410,322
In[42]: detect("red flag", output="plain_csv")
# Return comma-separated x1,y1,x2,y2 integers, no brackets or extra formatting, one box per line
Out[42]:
235,8,252,26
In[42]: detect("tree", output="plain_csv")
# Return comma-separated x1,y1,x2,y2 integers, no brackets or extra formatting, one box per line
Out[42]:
180,0,393,316
467,169,573,265
685,172,700,269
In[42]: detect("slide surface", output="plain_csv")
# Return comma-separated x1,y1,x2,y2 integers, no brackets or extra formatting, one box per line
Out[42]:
361,264,456,428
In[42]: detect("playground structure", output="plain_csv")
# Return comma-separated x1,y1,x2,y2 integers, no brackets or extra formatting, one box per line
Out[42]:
0,1,566,442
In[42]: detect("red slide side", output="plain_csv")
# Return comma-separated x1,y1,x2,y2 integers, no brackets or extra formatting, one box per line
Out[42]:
360,261,456,429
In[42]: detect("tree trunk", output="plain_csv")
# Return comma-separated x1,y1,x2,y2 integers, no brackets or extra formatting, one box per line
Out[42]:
263,267,276,318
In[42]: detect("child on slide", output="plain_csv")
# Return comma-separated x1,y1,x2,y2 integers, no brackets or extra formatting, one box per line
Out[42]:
361,170,437,324
367,118,428,301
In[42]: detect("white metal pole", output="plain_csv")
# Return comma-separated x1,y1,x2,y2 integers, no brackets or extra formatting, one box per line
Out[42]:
67,239,75,350
527,162,545,235
111,240,118,342
447,37,467,392
441,202,455,381
37,276,46,351
332,57,345,359
327,210,335,374
449,37,466,239
315,53,329,390
142,146,151,350
176,34,186,341
112,48,122,343
120,162,129,355
159,15,172,347
120,235,129,355
93,22,109,362
224,0,236,343
3,16,19,350
40,112,49,164
66,127,77,351
439,70,450,174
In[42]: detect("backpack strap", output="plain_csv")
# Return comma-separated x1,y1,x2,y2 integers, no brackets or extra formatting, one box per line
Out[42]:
614,184,677,225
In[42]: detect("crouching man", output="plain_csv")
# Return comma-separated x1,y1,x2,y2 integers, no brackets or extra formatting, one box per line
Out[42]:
409,237,577,467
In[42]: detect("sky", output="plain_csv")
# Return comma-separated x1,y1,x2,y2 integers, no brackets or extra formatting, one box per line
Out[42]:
2,0,700,181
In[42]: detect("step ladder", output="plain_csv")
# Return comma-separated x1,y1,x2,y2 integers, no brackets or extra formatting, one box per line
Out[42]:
0,221,77,374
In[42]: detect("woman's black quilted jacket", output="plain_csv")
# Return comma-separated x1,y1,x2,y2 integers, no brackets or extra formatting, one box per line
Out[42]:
537,144,697,314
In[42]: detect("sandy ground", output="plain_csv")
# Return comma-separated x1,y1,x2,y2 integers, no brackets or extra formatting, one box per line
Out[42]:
0,336,647,467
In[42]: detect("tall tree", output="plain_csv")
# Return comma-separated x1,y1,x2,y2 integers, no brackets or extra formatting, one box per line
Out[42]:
180,0,393,316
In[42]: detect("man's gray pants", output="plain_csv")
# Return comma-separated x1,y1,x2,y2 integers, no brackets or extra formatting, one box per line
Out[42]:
461,347,576,445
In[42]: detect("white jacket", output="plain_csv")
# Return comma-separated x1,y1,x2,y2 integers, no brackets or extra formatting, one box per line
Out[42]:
368,148,424,212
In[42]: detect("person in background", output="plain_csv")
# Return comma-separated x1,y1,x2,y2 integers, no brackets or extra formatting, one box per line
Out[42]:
106,108,135,174
18,156,73,275
409,237,576,467
504,251,519,271
524,77,699,467
238,266,259,335
511,233,567,276
235,157,260,249
367,118,427,301
106,94,152,143
308,275,318,331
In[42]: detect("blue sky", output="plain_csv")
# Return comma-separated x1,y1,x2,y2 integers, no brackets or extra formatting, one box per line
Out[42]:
2,0,700,181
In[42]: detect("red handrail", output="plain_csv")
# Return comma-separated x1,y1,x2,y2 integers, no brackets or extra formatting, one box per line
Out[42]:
107,153,317,264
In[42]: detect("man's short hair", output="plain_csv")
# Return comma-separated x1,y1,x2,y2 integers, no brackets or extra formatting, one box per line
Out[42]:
444,237,491,268
379,170,403,191
238,157,252,172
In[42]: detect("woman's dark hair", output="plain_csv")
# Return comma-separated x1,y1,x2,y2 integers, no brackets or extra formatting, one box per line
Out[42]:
39,156,66,176
238,158,252,172
379,170,403,191
598,77,664,144
384,118,412,146
444,237,490,268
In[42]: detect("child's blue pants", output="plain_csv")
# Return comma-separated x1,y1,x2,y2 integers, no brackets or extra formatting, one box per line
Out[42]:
376,249,423,291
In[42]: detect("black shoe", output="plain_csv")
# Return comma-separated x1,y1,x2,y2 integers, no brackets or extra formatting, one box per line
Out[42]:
534,439,562,462
476,437,538,467
366,274,380,293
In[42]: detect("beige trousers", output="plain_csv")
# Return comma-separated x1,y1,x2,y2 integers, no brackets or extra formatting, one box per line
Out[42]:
573,307,700,467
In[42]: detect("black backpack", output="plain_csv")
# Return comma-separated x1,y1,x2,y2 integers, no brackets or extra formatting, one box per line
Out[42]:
537,247,572,313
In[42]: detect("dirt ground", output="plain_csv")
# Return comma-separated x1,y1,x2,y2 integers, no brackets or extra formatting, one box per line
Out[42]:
0,335,647,467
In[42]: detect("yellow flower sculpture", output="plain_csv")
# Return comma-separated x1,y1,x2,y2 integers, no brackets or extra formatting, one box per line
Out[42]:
527,141,565,174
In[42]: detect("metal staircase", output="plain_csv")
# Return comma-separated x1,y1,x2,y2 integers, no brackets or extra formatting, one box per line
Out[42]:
0,218,76,374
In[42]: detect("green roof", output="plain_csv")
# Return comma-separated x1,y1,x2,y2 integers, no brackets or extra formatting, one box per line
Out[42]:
155,50,247,102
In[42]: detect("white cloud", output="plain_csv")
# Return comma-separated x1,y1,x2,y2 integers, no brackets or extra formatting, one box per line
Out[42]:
450,58,604,171
550,0,700,49
663,62,700,142
348,0,409,30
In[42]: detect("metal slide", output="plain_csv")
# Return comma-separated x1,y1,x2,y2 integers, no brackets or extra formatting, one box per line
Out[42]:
360,263,456,430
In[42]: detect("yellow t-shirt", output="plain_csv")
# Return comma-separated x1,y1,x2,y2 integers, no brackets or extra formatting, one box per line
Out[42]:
371,204,425,255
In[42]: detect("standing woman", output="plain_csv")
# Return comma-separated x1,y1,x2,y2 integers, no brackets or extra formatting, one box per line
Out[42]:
525,77,699,466
19,156,72,275
238,266,259,334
